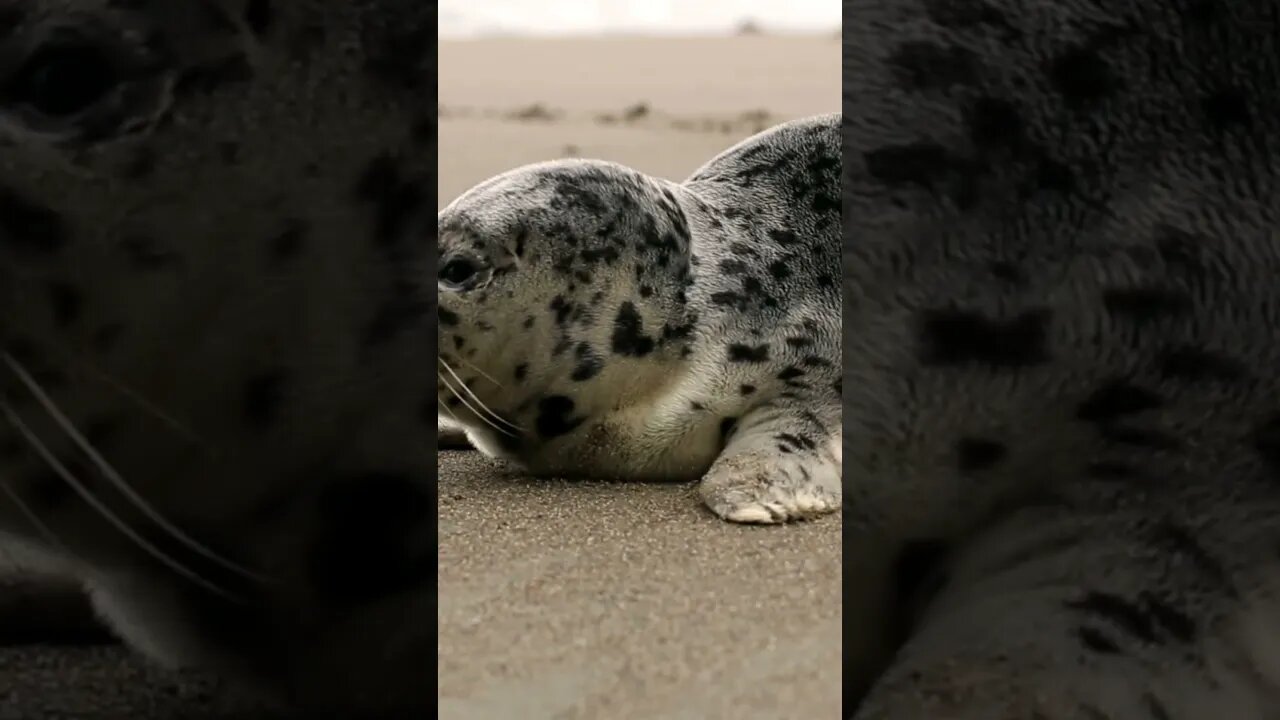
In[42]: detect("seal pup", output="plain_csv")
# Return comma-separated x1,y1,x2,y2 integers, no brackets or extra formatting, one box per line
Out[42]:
0,1,434,714
438,113,842,524
842,0,1280,716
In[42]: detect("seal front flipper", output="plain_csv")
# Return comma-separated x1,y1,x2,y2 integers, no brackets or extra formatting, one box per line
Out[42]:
437,420,473,450
698,401,841,524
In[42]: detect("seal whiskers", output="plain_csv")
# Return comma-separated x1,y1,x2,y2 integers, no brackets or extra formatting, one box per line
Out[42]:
437,359,523,437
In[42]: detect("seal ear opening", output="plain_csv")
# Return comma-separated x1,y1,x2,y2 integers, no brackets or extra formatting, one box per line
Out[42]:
438,253,491,293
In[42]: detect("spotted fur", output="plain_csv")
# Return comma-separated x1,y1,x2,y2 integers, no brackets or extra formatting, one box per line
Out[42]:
846,0,1280,717
0,1,432,714
438,114,842,523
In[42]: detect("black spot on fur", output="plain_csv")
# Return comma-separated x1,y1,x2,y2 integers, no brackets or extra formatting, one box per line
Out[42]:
1033,156,1076,194
571,343,603,381
739,384,756,396
438,307,459,327
242,370,287,426
1103,287,1192,324
956,438,1007,472
1158,347,1246,382
777,367,805,381
1076,381,1163,422
966,97,1024,149
660,319,695,343
549,296,574,326
767,259,791,280
0,185,67,255
1047,46,1119,108
1075,626,1122,654
611,302,655,357
987,261,1026,284
1201,87,1251,131
727,344,770,363
768,229,801,247
513,364,528,381
309,473,430,605
775,433,817,452
535,396,584,439
917,309,1051,367
710,291,749,311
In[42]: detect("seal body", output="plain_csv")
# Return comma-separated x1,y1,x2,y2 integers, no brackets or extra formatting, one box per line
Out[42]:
844,0,1280,716
438,113,842,523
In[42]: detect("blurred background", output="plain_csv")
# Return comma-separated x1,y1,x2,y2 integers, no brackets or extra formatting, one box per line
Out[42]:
438,3,843,720
437,0,841,207
440,0,839,37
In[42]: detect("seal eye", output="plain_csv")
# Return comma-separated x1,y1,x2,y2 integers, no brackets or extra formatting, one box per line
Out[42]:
439,255,488,291
7,44,118,117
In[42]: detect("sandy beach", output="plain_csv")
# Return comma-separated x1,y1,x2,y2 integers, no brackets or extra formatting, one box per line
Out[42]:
438,34,841,204
438,34,842,720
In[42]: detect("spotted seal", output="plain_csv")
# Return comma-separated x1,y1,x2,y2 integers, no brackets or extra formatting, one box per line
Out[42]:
437,113,842,524
844,0,1280,716
0,1,433,714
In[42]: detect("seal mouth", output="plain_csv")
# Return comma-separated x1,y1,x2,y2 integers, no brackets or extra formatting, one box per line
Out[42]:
435,357,523,440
